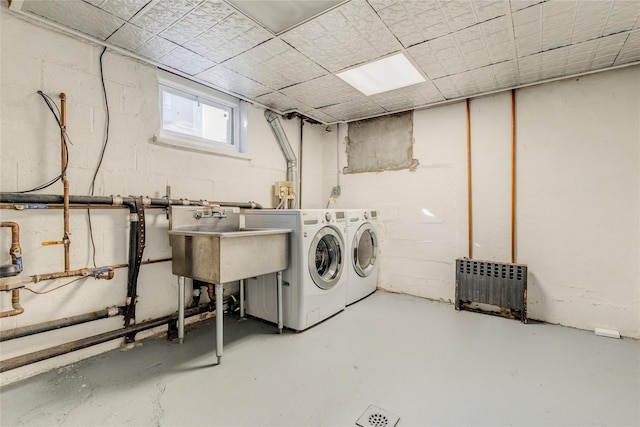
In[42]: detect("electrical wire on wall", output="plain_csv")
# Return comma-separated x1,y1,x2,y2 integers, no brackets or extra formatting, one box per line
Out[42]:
16,91,72,193
87,46,111,267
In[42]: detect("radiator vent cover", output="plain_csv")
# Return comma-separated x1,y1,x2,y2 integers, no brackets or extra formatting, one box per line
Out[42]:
455,258,528,322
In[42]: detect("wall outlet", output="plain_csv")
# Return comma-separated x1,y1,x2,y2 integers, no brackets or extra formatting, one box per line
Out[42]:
331,186,341,197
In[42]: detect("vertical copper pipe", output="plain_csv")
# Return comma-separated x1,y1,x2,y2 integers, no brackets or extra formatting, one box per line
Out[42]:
511,89,516,264
60,93,70,271
0,289,24,318
466,98,473,259
0,222,21,265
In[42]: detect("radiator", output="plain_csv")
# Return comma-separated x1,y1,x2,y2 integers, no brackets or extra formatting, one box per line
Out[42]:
455,258,528,323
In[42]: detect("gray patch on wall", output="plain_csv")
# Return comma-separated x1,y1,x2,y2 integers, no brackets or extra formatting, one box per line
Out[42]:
344,111,419,174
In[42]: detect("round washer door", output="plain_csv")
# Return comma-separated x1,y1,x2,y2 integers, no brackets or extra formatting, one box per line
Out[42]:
308,226,344,290
352,223,378,277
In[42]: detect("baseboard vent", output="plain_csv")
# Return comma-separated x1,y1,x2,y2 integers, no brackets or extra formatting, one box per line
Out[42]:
356,405,400,427
455,258,528,323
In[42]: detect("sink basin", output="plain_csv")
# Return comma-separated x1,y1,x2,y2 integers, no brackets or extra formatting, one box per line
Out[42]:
168,220,291,283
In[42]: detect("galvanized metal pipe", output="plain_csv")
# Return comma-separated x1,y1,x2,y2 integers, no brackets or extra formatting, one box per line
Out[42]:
178,276,185,344
0,307,118,342
0,304,211,373
0,193,263,210
215,283,223,364
466,98,473,259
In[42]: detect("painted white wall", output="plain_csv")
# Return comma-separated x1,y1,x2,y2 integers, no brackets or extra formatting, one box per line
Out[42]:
0,10,325,383
325,67,640,339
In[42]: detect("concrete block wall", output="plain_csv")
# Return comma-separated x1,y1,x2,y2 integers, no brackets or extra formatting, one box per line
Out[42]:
325,66,640,339
0,10,326,384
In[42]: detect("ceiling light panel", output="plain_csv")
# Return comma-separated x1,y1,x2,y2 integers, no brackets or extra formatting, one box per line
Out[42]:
280,74,366,109
226,0,344,34
337,53,425,96
22,0,125,40
83,0,149,21
197,65,272,99
282,1,401,73
222,38,327,91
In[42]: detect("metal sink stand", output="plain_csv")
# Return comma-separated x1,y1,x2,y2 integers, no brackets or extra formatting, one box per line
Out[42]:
177,271,284,364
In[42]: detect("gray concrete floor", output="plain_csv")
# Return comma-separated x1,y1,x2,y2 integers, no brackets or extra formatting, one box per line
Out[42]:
1,290,639,426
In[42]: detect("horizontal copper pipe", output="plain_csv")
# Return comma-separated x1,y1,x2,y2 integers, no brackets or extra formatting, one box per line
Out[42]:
108,258,172,270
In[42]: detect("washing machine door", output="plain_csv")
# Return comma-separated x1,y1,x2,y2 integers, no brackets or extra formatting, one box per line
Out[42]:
352,223,378,277
308,226,344,290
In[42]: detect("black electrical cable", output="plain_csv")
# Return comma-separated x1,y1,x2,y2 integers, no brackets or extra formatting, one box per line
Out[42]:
87,46,111,267
15,91,71,193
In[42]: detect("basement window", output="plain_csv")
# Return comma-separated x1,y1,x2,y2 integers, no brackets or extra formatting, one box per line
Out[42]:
155,71,248,158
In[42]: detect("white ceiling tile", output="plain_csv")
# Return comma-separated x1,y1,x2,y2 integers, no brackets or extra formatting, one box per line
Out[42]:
298,108,337,124
84,0,149,21
222,39,327,90
196,65,272,98
280,74,365,109
615,30,640,65
370,80,445,111
510,1,547,13
22,0,125,40
254,91,311,113
473,1,508,21
159,46,215,76
282,2,401,72
107,23,154,51
135,36,178,60
320,99,386,121
571,0,611,44
603,0,640,35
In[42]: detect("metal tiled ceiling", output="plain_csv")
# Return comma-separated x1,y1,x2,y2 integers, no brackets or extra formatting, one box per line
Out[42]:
12,0,640,124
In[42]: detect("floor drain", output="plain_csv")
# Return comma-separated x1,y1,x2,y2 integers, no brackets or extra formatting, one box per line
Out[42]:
356,405,400,427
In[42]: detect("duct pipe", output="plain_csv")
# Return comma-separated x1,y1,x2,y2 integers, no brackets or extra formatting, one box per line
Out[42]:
264,110,298,208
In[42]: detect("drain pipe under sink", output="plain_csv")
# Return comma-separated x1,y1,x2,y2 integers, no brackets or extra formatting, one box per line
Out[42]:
265,110,298,208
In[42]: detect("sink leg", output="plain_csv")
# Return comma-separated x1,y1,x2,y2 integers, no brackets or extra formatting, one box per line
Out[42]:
178,276,185,344
239,279,245,319
276,271,283,334
215,283,223,364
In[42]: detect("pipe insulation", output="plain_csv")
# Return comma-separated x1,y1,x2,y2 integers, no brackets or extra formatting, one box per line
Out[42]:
264,110,298,208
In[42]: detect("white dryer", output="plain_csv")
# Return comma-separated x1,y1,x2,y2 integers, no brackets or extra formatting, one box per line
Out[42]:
243,209,347,331
345,209,379,306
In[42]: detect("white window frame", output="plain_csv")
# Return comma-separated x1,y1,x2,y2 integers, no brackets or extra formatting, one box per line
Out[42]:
154,70,249,159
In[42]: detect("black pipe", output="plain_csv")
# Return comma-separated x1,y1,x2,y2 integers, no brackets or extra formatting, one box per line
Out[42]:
0,308,114,342
0,193,263,209
0,304,212,373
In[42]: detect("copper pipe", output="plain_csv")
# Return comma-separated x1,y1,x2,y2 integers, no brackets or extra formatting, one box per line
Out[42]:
1,221,21,265
0,289,24,318
108,258,171,270
466,98,473,259
31,266,114,283
60,92,70,272
0,204,153,210
511,89,517,264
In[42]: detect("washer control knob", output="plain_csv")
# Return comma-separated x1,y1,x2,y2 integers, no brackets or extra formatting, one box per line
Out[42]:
325,211,333,222
364,211,369,220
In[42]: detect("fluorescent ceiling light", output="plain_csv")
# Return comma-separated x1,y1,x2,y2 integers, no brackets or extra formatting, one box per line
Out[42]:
337,53,425,96
227,0,343,34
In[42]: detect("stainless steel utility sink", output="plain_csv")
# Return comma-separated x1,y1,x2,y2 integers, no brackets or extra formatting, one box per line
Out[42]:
168,207,290,283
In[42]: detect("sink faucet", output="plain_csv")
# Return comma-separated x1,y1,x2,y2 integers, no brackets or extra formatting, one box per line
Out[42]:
194,208,227,220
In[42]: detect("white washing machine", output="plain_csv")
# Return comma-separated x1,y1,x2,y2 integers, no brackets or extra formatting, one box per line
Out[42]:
345,209,379,306
243,209,348,331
